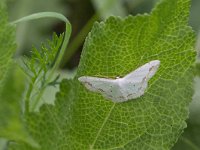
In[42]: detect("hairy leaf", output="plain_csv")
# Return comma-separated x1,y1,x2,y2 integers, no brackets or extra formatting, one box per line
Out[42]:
0,4,38,148
0,65,38,147
0,4,15,93
173,121,200,150
173,77,200,150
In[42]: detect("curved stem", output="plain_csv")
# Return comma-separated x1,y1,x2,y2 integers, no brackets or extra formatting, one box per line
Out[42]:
12,12,69,24
12,12,72,112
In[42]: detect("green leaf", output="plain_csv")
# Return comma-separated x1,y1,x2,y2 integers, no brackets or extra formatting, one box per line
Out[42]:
73,0,195,149
0,65,38,148
75,1,195,149
172,121,200,150
0,4,38,148
20,33,64,111
8,80,74,150
173,77,200,150
9,0,196,149
0,4,15,93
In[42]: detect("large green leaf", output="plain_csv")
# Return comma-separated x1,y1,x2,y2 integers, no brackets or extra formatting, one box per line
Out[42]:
0,65,38,147
0,4,15,93
172,121,200,150
172,26,200,150
0,4,38,148
173,77,200,150
9,0,196,149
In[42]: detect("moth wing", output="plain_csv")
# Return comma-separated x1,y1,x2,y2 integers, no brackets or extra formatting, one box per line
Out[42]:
118,79,148,100
118,60,160,100
78,76,123,101
124,60,160,82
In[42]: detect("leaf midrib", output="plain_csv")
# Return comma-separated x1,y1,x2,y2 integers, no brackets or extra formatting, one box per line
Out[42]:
89,103,116,150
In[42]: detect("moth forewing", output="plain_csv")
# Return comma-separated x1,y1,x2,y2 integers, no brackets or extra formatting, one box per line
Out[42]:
78,76,121,99
124,60,160,82
118,78,147,101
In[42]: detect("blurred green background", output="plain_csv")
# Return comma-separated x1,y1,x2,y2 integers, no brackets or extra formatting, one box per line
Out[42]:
6,0,200,69
1,0,200,149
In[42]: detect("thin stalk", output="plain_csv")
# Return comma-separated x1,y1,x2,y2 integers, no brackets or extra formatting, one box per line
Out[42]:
12,12,72,112
31,22,71,111
24,77,36,113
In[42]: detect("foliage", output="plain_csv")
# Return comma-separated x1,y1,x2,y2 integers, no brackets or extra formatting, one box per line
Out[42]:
20,33,64,112
0,0,198,149
0,4,15,92
173,77,200,150
0,4,37,147
0,64,38,147
7,0,67,55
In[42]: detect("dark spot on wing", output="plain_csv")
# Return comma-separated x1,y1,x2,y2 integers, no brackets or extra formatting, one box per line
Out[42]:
142,77,146,82
107,94,113,98
138,84,144,91
127,94,133,97
98,88,104,92
149,66,155,72
84,81,93,87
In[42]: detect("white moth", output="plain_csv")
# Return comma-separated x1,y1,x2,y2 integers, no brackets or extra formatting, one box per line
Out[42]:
78,60,160,102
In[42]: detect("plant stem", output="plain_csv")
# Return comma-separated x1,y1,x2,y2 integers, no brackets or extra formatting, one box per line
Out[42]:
24,77,36,113
31,22,71,111
12,12,72,112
